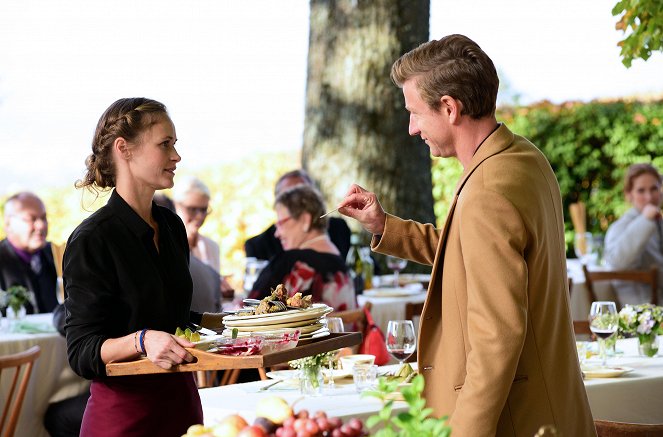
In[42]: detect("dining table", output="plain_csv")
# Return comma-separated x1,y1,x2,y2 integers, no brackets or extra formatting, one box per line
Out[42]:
199,337,663,428
0,312,89,437
584,337,663,424
357,274,429,333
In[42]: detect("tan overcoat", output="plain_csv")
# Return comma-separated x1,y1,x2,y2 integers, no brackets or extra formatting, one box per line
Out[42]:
373,124,596,437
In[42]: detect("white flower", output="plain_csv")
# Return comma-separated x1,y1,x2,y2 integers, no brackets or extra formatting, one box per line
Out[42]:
619,306,637,327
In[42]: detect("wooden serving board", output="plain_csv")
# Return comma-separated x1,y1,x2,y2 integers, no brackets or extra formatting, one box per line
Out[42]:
106,332,361,376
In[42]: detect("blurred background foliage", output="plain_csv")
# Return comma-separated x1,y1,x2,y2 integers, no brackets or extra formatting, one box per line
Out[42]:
1,99,661,283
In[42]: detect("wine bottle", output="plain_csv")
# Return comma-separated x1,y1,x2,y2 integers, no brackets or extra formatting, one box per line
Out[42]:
346,233,364,294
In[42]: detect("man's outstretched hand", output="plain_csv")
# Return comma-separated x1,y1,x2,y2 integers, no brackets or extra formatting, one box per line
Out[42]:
337,184,387,236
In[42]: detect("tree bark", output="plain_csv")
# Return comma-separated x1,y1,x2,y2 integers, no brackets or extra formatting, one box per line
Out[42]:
302,0,434,236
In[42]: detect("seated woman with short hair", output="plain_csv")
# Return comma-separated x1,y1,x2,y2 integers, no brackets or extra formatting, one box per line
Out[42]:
248,185,356,311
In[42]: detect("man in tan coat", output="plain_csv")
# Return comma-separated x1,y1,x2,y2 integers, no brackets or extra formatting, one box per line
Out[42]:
338,35,596,437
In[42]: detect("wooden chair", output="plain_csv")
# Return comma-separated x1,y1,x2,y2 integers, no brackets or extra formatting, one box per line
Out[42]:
594,419,663,437
582,264,658,305
405,301,424,321
331,301,372,334
573,320,593,339
1,346,41,437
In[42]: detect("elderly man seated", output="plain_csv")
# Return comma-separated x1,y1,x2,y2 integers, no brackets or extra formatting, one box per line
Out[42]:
0,191,58,313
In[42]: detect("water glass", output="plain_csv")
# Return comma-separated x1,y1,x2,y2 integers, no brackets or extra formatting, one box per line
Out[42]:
352,363,378,392
243,257,268,293
326,317,345,334
575,341,588,365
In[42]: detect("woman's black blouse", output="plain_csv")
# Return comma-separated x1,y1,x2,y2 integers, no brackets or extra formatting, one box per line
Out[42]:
63,190,199,379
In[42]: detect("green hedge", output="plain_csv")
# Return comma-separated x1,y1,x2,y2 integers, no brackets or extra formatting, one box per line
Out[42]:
432,99,663,256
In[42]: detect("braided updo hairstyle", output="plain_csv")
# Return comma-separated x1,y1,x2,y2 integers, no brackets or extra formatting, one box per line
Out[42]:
76,97,169,191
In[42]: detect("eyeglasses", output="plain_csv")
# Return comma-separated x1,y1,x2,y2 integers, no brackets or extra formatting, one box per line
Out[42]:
275,216,292,228
181,205,212,216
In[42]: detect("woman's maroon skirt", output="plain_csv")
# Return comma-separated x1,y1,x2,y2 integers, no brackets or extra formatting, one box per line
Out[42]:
80,372,202,437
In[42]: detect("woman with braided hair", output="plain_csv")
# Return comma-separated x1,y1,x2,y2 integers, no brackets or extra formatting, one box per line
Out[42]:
63,98,217,436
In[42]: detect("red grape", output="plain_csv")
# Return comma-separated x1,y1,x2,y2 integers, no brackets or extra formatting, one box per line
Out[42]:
348,418,363,432
314,410,327,419
297,409,310,419
328,417,343,429
316,417,330,432
305,420,319,435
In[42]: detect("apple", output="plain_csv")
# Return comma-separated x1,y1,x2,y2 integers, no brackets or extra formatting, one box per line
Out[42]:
237,425,267,437
213,414,249,437
255,396,294,425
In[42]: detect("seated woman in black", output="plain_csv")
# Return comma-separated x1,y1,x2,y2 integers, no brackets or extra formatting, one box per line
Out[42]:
249,185,356,311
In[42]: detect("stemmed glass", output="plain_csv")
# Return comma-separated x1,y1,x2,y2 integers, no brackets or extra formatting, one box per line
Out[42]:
385,320,416,366
588,301,618,367
386,256,408,288
574,232,595,265
325,317,344,389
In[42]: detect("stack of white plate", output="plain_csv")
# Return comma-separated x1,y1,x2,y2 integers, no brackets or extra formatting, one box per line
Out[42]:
221,303,334,341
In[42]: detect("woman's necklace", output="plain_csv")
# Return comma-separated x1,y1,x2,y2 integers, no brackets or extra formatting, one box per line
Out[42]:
299,234,328,250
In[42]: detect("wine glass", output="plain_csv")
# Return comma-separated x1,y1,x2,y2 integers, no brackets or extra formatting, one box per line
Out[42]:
588,301,618,367
325,317,344,389
574,232,595,265
385,320,416,366
386,256,408,287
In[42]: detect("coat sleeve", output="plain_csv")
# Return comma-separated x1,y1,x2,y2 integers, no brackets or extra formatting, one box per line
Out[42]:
371,214,440,266
450,189,529,435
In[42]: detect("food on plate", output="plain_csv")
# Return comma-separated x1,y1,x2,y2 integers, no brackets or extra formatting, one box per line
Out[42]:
254,284,313,315
384,362,417,384
175,327,201,342
212,336,263,356
286,292,312,309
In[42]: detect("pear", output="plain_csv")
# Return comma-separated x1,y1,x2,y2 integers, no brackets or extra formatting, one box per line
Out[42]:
255,396,293,425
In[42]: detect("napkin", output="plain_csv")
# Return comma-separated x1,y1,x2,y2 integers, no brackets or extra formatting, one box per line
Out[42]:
11,320,57,334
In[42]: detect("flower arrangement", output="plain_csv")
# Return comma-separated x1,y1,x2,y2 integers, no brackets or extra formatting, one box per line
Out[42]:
289,351,336,395
618,304,663,357
0,285,31,314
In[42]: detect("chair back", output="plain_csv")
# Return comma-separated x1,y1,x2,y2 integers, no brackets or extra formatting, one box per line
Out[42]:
594,419,663,436
573,320,593,340
582,265,658,305
0,346,41,437
405,302,424,321
331,301,372,333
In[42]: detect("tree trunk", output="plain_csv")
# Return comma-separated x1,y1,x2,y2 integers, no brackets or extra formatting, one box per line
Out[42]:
302,0,434,237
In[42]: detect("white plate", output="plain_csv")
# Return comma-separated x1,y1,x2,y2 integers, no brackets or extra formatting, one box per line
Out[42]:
266,368,352,381
363,287,425,298
224,319,326,332
222,304,333,327
582,366,634,378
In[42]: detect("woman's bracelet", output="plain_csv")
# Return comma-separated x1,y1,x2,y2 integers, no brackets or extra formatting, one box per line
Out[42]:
133,331,141,354
139,329,148,355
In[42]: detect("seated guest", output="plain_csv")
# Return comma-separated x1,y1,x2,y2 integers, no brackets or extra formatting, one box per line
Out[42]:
605,163,663,304
45,304,89,437
244,169,351,261
172,176,220,271
154,192,223,312
0,191,58,313
248,185,356,311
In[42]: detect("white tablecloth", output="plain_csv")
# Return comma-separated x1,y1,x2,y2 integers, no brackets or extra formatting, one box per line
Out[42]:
200,338,663,427
0,313,89,437
199,363,408,427
357,289,427,333
584,337,663,424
